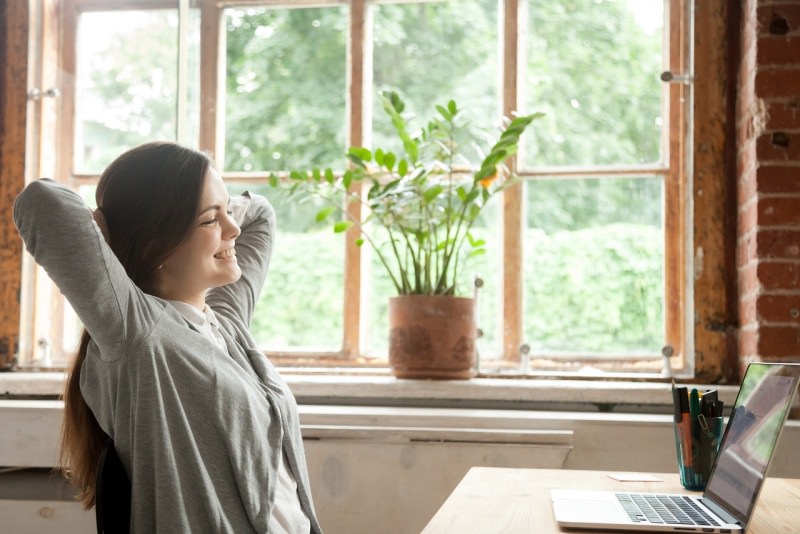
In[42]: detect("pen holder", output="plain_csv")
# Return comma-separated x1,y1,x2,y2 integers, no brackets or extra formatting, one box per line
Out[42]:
673,415,724,490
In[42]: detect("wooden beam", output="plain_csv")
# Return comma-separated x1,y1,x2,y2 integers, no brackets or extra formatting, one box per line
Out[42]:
0,0,29,370
692,1,733,382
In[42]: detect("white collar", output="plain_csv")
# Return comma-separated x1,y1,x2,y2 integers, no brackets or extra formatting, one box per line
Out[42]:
166,300,218,329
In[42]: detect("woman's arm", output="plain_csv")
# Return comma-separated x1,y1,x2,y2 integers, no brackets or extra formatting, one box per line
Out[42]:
14,179,159,352
207,191,276,327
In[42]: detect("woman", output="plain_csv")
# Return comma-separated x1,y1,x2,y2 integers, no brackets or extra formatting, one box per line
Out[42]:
14,142,322,533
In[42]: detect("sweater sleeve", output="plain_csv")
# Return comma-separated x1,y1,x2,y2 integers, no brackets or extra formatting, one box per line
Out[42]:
13,179,160,353
207,191,276,328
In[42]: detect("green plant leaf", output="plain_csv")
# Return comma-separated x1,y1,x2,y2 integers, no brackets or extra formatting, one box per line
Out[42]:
348,146,372,162
397,159,408,176
315,207,336,222
385,90,404,113
423,184,443,203
402,137,419,163
334,220,354,233
383,152,396,172
324,168,335,184
342,170,354,189
466,233,486,247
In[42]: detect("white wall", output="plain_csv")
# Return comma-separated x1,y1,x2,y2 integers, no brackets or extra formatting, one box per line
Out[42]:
2,401,799,534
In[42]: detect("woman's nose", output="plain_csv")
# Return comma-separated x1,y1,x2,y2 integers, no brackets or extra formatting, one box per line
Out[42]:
223,213,241,240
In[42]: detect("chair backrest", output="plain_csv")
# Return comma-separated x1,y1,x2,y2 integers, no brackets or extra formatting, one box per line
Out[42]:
96,439,131,534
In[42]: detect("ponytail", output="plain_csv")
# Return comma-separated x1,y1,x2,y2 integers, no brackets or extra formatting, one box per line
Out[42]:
59,329,109,509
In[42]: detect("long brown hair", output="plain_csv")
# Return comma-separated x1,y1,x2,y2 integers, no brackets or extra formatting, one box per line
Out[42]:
60,142,210,508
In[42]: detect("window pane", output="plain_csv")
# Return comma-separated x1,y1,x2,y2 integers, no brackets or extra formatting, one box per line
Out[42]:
523,0,664,166
372,0,499,150
75,10,200,173
366,0,501,358
523,176,664,360
236,184,345,351
224,6,348,172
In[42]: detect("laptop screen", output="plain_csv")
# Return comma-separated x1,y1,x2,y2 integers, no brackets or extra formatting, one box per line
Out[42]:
703,363,800,525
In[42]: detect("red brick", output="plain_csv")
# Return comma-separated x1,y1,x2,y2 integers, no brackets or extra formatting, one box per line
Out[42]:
758,261,800,289
739,262,761,295
741,294,759,325
739,327,758,356
756,229,800,259
757,35,800,65
739,171,757,206
757,325,800,358
756,294,800,322
756,4,800,36
737,139,758,179
739,199,759,235
755,166,800,194
757,196,800,226
755,69,800,98
738,231,759,266
756,133,800,162
764,98,800,130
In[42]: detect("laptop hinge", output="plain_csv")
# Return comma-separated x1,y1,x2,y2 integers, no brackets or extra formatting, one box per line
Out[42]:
700,498,743,527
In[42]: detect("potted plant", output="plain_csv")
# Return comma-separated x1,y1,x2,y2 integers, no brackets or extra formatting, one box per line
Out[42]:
272,91,541,378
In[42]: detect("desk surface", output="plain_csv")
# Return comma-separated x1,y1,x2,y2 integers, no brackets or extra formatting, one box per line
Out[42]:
421,467,800,534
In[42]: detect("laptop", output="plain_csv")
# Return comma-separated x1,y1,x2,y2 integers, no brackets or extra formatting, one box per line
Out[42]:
551,362,800,532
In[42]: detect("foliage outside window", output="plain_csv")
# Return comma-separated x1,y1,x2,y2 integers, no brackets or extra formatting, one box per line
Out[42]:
22,0,687,377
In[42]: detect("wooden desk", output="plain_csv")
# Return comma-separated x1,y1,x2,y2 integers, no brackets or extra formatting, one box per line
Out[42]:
422,467,800,534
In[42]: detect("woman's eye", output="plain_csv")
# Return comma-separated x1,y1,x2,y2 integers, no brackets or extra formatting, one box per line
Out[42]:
201,218,218,226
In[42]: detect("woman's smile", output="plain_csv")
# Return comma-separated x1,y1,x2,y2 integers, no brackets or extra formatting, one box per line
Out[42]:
214,248,236,260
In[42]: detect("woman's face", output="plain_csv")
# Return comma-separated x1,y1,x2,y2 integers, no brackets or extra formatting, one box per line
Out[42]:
154,168,241,309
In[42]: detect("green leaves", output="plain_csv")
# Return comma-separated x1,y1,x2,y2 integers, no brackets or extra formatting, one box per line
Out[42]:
347,147,371,169
315,206,336,222
267,92,541,296
333,220,353,233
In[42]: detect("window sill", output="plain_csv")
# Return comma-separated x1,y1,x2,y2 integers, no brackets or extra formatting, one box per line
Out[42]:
0,371,738,413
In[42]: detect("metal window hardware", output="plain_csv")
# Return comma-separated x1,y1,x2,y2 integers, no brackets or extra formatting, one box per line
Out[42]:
660,71,694,84
520,343,531,374
27,87,61,101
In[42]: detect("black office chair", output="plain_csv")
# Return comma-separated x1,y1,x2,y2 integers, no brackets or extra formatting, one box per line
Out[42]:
96,438,131,534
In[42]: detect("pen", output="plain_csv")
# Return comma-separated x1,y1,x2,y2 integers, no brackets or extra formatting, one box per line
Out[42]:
672,383,683,423
689,388,702,477
674,386,693,470
689,388,701,420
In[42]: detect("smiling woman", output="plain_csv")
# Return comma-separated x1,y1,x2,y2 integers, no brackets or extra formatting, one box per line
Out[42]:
13,142,322,532
154,169,243,309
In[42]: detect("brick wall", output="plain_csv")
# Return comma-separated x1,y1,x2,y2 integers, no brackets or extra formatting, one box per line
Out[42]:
737,1,800,375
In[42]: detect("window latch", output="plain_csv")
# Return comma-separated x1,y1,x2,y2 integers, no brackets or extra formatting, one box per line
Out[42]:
660,71,694,84
27,87,61,101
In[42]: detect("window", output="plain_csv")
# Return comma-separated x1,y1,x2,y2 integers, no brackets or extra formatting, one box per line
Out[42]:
21,0,692,377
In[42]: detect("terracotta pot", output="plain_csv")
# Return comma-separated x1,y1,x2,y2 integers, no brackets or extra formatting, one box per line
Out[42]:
388,295,476,379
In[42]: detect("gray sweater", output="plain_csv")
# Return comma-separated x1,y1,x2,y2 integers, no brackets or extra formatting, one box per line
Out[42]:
14,179,322,534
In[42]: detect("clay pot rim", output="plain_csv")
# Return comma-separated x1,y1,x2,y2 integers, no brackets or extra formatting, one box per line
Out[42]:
389,294,474,303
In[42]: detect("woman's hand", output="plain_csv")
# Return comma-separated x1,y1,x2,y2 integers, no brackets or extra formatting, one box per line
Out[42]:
92,208,111,244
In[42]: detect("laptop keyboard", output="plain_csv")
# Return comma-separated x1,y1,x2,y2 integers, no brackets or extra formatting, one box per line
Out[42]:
616,493,720,526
